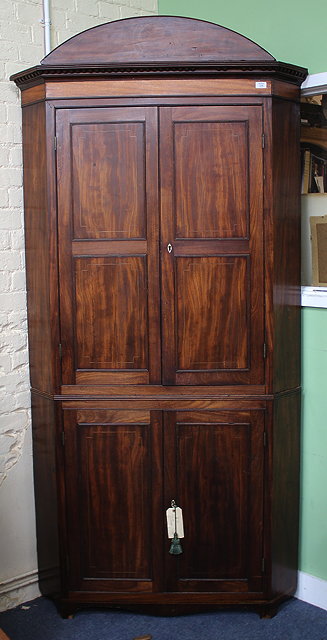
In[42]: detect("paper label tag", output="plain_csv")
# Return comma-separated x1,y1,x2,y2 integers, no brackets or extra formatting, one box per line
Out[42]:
166,507,184,539
255,81,267,89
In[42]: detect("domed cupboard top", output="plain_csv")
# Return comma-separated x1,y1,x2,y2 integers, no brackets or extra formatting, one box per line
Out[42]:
11,15,306,85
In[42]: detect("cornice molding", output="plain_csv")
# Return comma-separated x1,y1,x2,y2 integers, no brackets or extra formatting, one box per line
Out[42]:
11,61,307,88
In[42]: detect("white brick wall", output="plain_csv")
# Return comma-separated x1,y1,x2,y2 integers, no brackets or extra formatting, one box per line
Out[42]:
0,0,158,611
52,0,158,46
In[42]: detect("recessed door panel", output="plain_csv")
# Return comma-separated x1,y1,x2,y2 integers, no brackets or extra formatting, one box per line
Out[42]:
75,256,148,370
164,410,264,593
176,256,249,371
160,106,264,385
174,121,248,239
57,107,160,385
71,122,146,239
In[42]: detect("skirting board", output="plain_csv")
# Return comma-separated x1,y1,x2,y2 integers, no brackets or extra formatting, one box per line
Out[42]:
0,569,40,612
295,571,327,611
0,565,58,612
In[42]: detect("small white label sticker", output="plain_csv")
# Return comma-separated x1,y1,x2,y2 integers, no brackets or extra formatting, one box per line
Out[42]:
166,507,184,539
256,81,267,89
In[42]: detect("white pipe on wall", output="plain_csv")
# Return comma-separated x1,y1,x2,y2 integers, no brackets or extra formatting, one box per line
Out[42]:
42,0,51,55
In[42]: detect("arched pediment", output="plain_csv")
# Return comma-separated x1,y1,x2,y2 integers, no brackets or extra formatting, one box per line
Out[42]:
41,16,275,66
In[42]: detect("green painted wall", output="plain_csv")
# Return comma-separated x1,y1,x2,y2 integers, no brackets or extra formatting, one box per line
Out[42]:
158,0,327,74
159,0,327,581
301,308,327,580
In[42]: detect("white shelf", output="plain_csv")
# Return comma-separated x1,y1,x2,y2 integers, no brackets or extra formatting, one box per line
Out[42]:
301,286,327,308
301,72,327,96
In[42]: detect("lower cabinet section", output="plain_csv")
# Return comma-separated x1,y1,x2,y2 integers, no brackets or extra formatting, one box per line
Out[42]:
62,406,266,600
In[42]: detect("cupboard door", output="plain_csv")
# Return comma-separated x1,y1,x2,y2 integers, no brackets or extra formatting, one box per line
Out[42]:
164,410,265,594
63,409,163,593
160,106,265,385
57,108,160,385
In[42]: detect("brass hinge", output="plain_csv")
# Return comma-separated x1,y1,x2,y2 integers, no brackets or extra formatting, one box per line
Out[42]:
59,343,62,360
263,343,267,359
61,431,65,446
262,133,265,149
262,557,265,573
54,136,57,151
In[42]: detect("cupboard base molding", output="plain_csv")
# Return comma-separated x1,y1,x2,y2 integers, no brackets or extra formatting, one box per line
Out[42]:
59,592,296,620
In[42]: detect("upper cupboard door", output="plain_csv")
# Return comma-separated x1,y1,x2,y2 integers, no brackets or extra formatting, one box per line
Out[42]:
160,106,264,385
56,108,160,385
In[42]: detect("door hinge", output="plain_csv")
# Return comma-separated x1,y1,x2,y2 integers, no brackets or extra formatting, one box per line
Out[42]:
263,343,267,359
262,133,265,149
263,431,267,448
59,343,62,360
262,557,265,573
61,431,65,446
54,136,57,151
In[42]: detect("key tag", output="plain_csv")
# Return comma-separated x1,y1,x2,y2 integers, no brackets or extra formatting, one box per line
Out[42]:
166,500,184,555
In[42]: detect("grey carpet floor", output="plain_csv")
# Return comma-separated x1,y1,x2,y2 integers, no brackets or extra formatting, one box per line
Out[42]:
0,597,326,640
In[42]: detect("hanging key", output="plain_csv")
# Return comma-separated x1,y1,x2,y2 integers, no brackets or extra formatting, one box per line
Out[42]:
166,499,184,555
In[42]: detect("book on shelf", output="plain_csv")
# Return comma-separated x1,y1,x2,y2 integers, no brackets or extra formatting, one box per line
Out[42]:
301,149,311,194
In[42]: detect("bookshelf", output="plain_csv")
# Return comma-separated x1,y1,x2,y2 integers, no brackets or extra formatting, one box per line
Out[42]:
301,73,327,307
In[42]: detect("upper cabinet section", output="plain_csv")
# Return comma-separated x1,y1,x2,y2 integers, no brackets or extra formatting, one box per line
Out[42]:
57,104,265,387
11,17,306,395
11,16,307,87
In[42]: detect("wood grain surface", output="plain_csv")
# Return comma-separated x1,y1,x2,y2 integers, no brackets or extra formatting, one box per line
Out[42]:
63,409,163,592
56,107,160,386
160,105,264,385
41,16,275,66
164,410,264,594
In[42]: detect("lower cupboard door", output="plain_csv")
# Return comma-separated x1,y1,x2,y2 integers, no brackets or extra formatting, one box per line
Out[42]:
63,409,163,593
163,411,265,594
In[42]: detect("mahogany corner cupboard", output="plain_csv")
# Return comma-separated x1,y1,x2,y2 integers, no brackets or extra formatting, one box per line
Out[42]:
11,16,307,617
